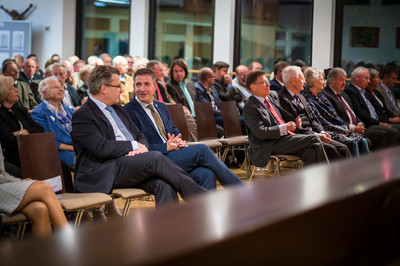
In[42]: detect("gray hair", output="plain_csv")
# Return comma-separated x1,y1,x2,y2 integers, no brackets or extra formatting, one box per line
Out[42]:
368,68,379,79
304,67,324,88
112,56,127,67
78,64,94,80
51,63,66,75
327,67,346,83
0,76,14,104
38,76,59,101
351,67,368,82
282,65,302,85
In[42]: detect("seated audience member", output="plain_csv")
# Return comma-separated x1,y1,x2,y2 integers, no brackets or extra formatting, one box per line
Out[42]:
146,60,170,103
124,54,135,76
73,59,86,89
322,68,399,150
344,67,400,135
26,53,44,80
77,65,94,100
375,66,400,116
243,70,324,166
0,143,69,237
50,54,61,62
278,66,351,160
132,57,149,72
148,60,198,141
18,58,37,84
62,60,78,88
52,63,82,109
269,60,289,92
161,63,170,84
0,76,43,171
113,55,133,105
212,61,242,111
100,53,112,66
2,60,38,111
232,65,251,104
366,68,400,125
248,61,263,72
87,55,104,67
31,77,75,167
71,65,205,207
124,68,242,189
302,67,369,156
194,67,224,138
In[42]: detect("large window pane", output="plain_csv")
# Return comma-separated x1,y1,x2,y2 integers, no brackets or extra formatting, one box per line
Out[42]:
238,0,312,73
153,0,214,70
77,0,130,60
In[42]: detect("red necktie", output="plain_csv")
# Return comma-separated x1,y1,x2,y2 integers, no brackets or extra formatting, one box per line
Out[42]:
155,83,164,103
337,94,357,125
264,98,295,135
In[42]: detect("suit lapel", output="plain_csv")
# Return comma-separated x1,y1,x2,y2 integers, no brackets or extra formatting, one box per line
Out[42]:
132,98,159,135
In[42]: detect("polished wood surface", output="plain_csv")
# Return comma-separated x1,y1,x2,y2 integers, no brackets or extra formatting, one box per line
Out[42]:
220,101,242,138
2,147,400,265
166,103,190,141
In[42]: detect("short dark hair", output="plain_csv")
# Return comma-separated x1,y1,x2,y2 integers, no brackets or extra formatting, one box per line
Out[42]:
199,67,212,82
381,66,398,79
73,60,85,67
327,67,346,83
27,53,37,59
133,68,156,84
273,61,289,75
88,65,120,95
212,61,229,72
246,70,265,89
146,60,161,70
2,59,17,73
170,59,188,82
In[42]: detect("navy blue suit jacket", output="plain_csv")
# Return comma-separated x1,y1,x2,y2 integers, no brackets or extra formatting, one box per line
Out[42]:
269,78,283,92
124,98,179,154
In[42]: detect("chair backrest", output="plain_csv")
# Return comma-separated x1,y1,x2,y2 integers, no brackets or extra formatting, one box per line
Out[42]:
194,102,218,140
220,101,242,138
17,132,65,193
166,103,189,141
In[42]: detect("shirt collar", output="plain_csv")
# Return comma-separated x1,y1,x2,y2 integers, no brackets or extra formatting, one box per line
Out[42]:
380,82,390,91
351,83,364,94
254,95,266,105
135,95,152,109
90,95,108,111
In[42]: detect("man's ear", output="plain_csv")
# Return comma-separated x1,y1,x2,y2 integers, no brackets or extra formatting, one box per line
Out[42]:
100,84,107,95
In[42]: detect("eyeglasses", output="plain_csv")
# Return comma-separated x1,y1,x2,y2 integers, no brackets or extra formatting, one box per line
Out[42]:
105,84,121,89
253,81,269,85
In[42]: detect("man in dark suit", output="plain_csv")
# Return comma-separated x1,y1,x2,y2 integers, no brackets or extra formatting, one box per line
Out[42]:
269,60,288,92
124,68,242,190
375,66,400,116
278,66,351,160
243,70,324,167
322,67,398,150
72,66,205,207
52,63,81,109
18,58,41,84
343,67,400,148
2,60,38,111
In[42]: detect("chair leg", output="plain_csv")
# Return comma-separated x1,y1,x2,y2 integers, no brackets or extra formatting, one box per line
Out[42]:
74,210,84,228
15,223,22,239
19,222,27,240
249,165,256,182
221,147,230,162
122,199,133,217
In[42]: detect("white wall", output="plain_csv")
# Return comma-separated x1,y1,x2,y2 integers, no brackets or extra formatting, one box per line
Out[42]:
130,0,149,57
0,0,76,68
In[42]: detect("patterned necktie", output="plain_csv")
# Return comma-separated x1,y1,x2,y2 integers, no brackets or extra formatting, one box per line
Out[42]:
264,98,295,135
147,104,167,141
105,106,135,141
336,94,357,125
293,95,304,110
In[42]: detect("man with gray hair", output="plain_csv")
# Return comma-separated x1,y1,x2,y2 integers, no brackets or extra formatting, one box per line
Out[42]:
52,63,81,109
113,55,133,105
278,66,351,160
232,65,251,104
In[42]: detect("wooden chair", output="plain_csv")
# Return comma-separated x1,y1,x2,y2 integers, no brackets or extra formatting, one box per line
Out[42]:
17,132,113,227
220,101,250,178
169,103,223,158
1,213,29,240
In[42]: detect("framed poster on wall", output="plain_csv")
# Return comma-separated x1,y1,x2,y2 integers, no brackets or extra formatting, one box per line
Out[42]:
0,20,31,65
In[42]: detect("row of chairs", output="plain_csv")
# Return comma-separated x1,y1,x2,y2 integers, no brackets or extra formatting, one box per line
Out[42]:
167,101,303,181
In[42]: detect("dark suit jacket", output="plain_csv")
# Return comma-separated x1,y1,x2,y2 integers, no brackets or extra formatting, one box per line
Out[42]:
194,81,222,116
18,71,42,84
321,85,362,127
212,79,242,103
344,84,379,127
124,98,179,154
365,90,394,123
65,84,82,107
16,80,38,110
278,87,324,133
269,78,283,92
166,80,197,110
71,97,148,193
243,95,283,167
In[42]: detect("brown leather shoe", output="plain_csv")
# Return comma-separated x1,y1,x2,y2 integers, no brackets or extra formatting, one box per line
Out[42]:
104,201,122,220
92,207,107,223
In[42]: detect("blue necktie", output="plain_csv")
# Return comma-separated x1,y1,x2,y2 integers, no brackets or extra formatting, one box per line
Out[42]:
105,106,135,141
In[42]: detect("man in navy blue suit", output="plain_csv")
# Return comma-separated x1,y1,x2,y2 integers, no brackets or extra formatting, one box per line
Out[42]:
124,68,243,190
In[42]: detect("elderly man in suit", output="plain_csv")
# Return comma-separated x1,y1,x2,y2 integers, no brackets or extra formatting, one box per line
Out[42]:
322,67,398,150
278,66,351,160
2,60,37,111
343,67,400,145
243,70,324,167
72,65,205,207
375,66,400,116
124,68,242,190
